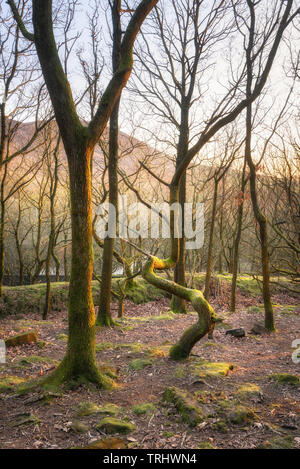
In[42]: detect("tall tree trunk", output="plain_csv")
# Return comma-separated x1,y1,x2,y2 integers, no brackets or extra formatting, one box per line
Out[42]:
204,178,218,300
96,2,121,327
0,163,7,296
63,231,69,282
44,147,112,386
218,179,225,274
244,3,275,331
43,137,59,319
96,109,119,326
6,0,170,387
53,251,60,282
16,233,24,285
170,173,187,314
230,163,247,312
43,233,52,319
247,152,274,330
96,1,121,327
170,100,189,315
0,201,5,296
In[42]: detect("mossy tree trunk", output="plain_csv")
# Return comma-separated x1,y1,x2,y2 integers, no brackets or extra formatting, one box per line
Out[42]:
244,2,275,331
230,161,247,312
170,101,189,315
63,229,69,282
0,161,10,295
204,178,218,300
15,194,25,285
43,136,60,320
204,158,234,301
53,251,60,282
218,184,224,275
7,0,159,386
170,173,187,314
97,0,121,328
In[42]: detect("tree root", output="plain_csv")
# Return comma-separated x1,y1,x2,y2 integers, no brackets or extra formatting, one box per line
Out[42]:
18,357,116,395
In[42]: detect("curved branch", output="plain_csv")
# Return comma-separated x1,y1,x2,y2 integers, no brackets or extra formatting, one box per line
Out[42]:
142,256,216,360
6,0,35,41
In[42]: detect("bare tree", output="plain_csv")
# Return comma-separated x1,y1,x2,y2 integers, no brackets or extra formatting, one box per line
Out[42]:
8,0,159,388
138,0,298,359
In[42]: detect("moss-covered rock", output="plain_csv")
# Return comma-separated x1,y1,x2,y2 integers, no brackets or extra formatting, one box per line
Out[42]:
129,358,153,370
96,417,136,434
132,403,156,415
76,401,101,417
269,373,299,386
84,438,127,449
191,361,234,379
5,331,38,347
215,397,256,427
98,404,121,416
163,387,203,427
228,405,256,425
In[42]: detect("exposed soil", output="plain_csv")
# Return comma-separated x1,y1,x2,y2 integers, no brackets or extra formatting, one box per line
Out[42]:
0,291,299,449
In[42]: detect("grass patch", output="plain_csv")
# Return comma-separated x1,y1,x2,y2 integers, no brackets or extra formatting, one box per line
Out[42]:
16,355,58,368
96,342,114,352
235,383,262,400
198,441,216,449
132,403,156,415
268,373,299,386
0,278,167,318
56,333,68,341
0,375,29,393
129,358,153,371
258,436,293,449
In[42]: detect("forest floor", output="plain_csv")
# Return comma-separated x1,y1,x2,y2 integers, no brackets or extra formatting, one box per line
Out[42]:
0,285,299,450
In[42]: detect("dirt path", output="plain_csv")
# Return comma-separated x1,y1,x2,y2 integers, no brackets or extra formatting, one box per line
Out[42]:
0,294,299,449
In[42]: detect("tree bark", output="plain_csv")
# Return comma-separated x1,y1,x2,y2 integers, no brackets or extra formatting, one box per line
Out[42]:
97,0,121,327
244,1,275,330
230,163,247,312
170,100,189,315
204,178,218,300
